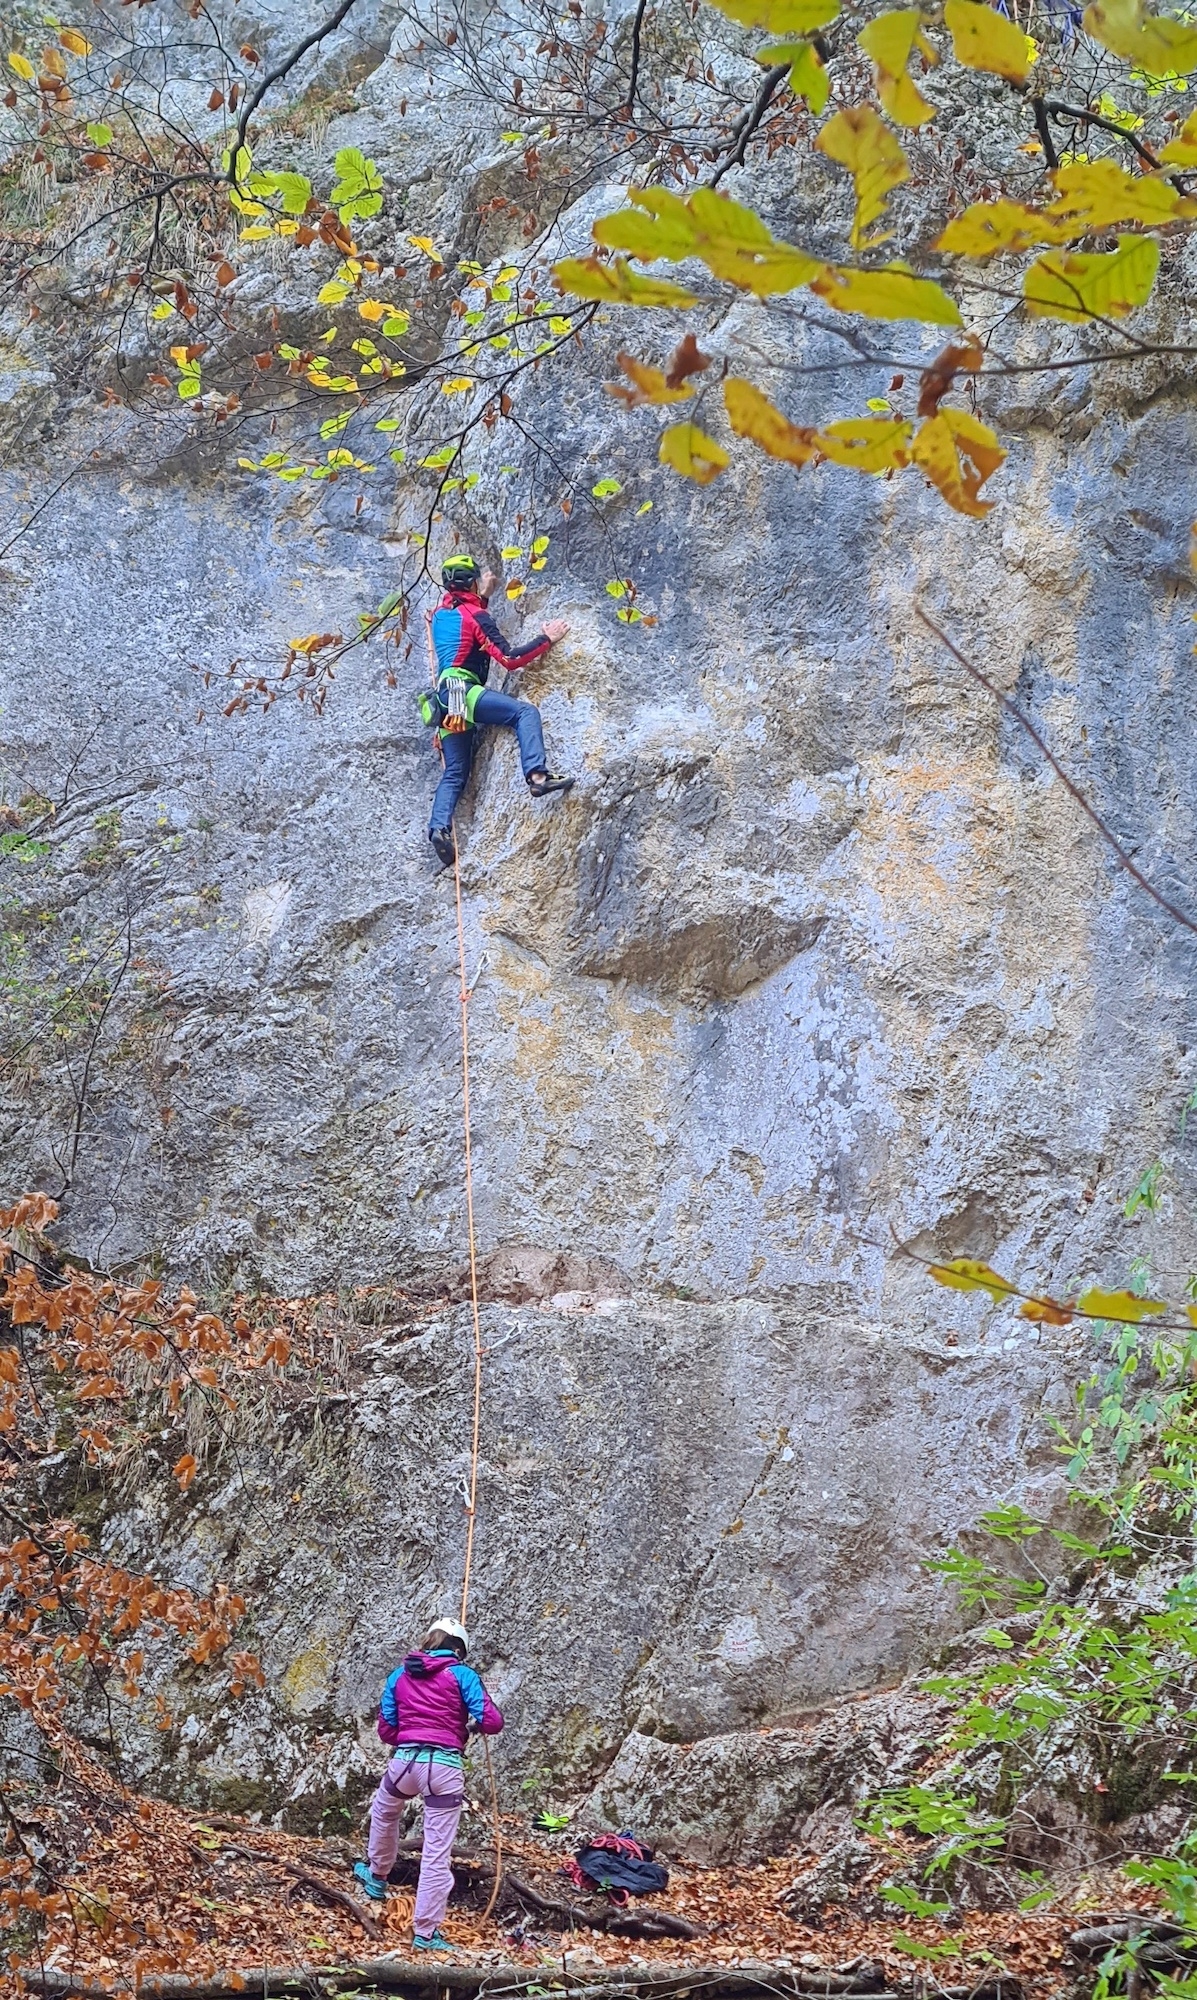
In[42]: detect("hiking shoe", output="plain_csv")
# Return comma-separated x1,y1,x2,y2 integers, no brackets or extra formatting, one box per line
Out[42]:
353,1860,387,1902
430,825,456,868
412,1930,455,1953
526,772,574,798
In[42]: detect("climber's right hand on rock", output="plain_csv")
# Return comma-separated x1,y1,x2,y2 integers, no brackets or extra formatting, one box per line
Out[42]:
543,619,569,643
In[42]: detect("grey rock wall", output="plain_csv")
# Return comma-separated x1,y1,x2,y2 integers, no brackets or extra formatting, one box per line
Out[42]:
3,0,1197,1832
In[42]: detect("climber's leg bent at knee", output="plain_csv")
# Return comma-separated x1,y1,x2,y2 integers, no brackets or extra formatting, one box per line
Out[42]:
426,553,574,862
471,687,546,781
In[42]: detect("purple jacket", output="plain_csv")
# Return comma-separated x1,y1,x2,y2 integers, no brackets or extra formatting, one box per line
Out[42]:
378,1649,504,1753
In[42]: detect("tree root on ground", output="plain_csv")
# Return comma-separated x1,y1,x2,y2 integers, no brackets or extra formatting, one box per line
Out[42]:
383,1840,700,1940
24,1964,1026,2000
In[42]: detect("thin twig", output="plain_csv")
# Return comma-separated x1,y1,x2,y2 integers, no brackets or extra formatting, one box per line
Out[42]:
232,0,365,169
1042,96,1170,178
915,606,1197,944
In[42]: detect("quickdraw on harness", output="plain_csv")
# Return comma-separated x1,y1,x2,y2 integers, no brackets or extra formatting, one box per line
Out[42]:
418,596,490,738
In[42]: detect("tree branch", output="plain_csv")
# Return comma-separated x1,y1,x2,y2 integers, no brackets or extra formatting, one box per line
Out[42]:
1042,95,1172,178
1030,96,1059,171
624,0,650,115
708,64,789,188
916,606,1197,945
233,0,366,168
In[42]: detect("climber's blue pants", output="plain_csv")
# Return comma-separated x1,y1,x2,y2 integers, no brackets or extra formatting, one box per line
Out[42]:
428,689,546,832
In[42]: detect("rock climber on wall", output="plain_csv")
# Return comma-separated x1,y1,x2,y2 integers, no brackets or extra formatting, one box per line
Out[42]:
354,1614,504,1948
426,552,573,868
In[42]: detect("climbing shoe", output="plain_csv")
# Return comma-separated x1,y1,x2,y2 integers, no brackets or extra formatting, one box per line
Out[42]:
526,772,574,798
430,826,456,868
412,1930,455,1953
353,1861,387,1902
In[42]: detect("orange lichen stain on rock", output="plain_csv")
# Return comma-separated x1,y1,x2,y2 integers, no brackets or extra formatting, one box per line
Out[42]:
858,752,1009,919
487,939,677,1124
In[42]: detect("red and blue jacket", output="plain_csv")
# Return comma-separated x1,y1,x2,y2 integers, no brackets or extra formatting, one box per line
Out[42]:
378,1647,504,1754
431,588,551,695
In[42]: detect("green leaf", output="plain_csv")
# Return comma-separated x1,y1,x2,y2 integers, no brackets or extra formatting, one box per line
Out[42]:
531,534,550,554
250,169,313,216
605,579,629,598
86,120,113,147
812,262,962,324
592,477,623,498
1023,234,1160,323
756,40,830,111
331,145,384,222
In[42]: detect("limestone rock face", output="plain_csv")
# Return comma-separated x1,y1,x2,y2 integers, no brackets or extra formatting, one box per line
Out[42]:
2,0,1196,1835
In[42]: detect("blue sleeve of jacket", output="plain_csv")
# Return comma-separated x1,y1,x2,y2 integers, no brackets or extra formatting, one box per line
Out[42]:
449,1661,486,1724
380,1664,405,1729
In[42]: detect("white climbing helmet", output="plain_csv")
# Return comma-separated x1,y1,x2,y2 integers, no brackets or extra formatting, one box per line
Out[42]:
429,1615,470,1655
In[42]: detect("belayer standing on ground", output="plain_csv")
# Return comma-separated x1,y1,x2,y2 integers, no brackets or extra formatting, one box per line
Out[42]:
426,552,573,868
354,1614,503,1950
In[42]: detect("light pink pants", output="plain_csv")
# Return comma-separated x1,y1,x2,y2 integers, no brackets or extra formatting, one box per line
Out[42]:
367,1750,465,1937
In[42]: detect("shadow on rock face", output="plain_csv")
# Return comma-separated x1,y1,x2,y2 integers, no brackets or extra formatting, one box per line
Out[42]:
565,753,830,1004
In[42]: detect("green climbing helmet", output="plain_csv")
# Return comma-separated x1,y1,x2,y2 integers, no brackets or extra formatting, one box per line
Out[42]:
441,553,480,591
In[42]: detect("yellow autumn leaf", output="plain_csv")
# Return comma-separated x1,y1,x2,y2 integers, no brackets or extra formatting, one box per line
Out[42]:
442,377,475,394
596,188,822,297
944,0,1033,79
816,106,909,249
59,27,92,56
659,421,730,484
1046,157,1196,230
407,234,440,256
506,581,526,599
815,416,913,472
707,0,840,32
357,298,389,322
1084,0,1197,73
723,378,820,463
928,1257,1016,1302
552,256,698,308
7,51,35,81
1075,1287,1169,1322
756,41,830,113
1023,233,1159,322
936,198,1073,258
912,407,1006,516
1160,109,1197,164
811,263,962,324
858,9,938,127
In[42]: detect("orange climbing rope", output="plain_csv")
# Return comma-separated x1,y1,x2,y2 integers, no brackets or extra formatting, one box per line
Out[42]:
428,606,503,1921
453,840,485,1633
